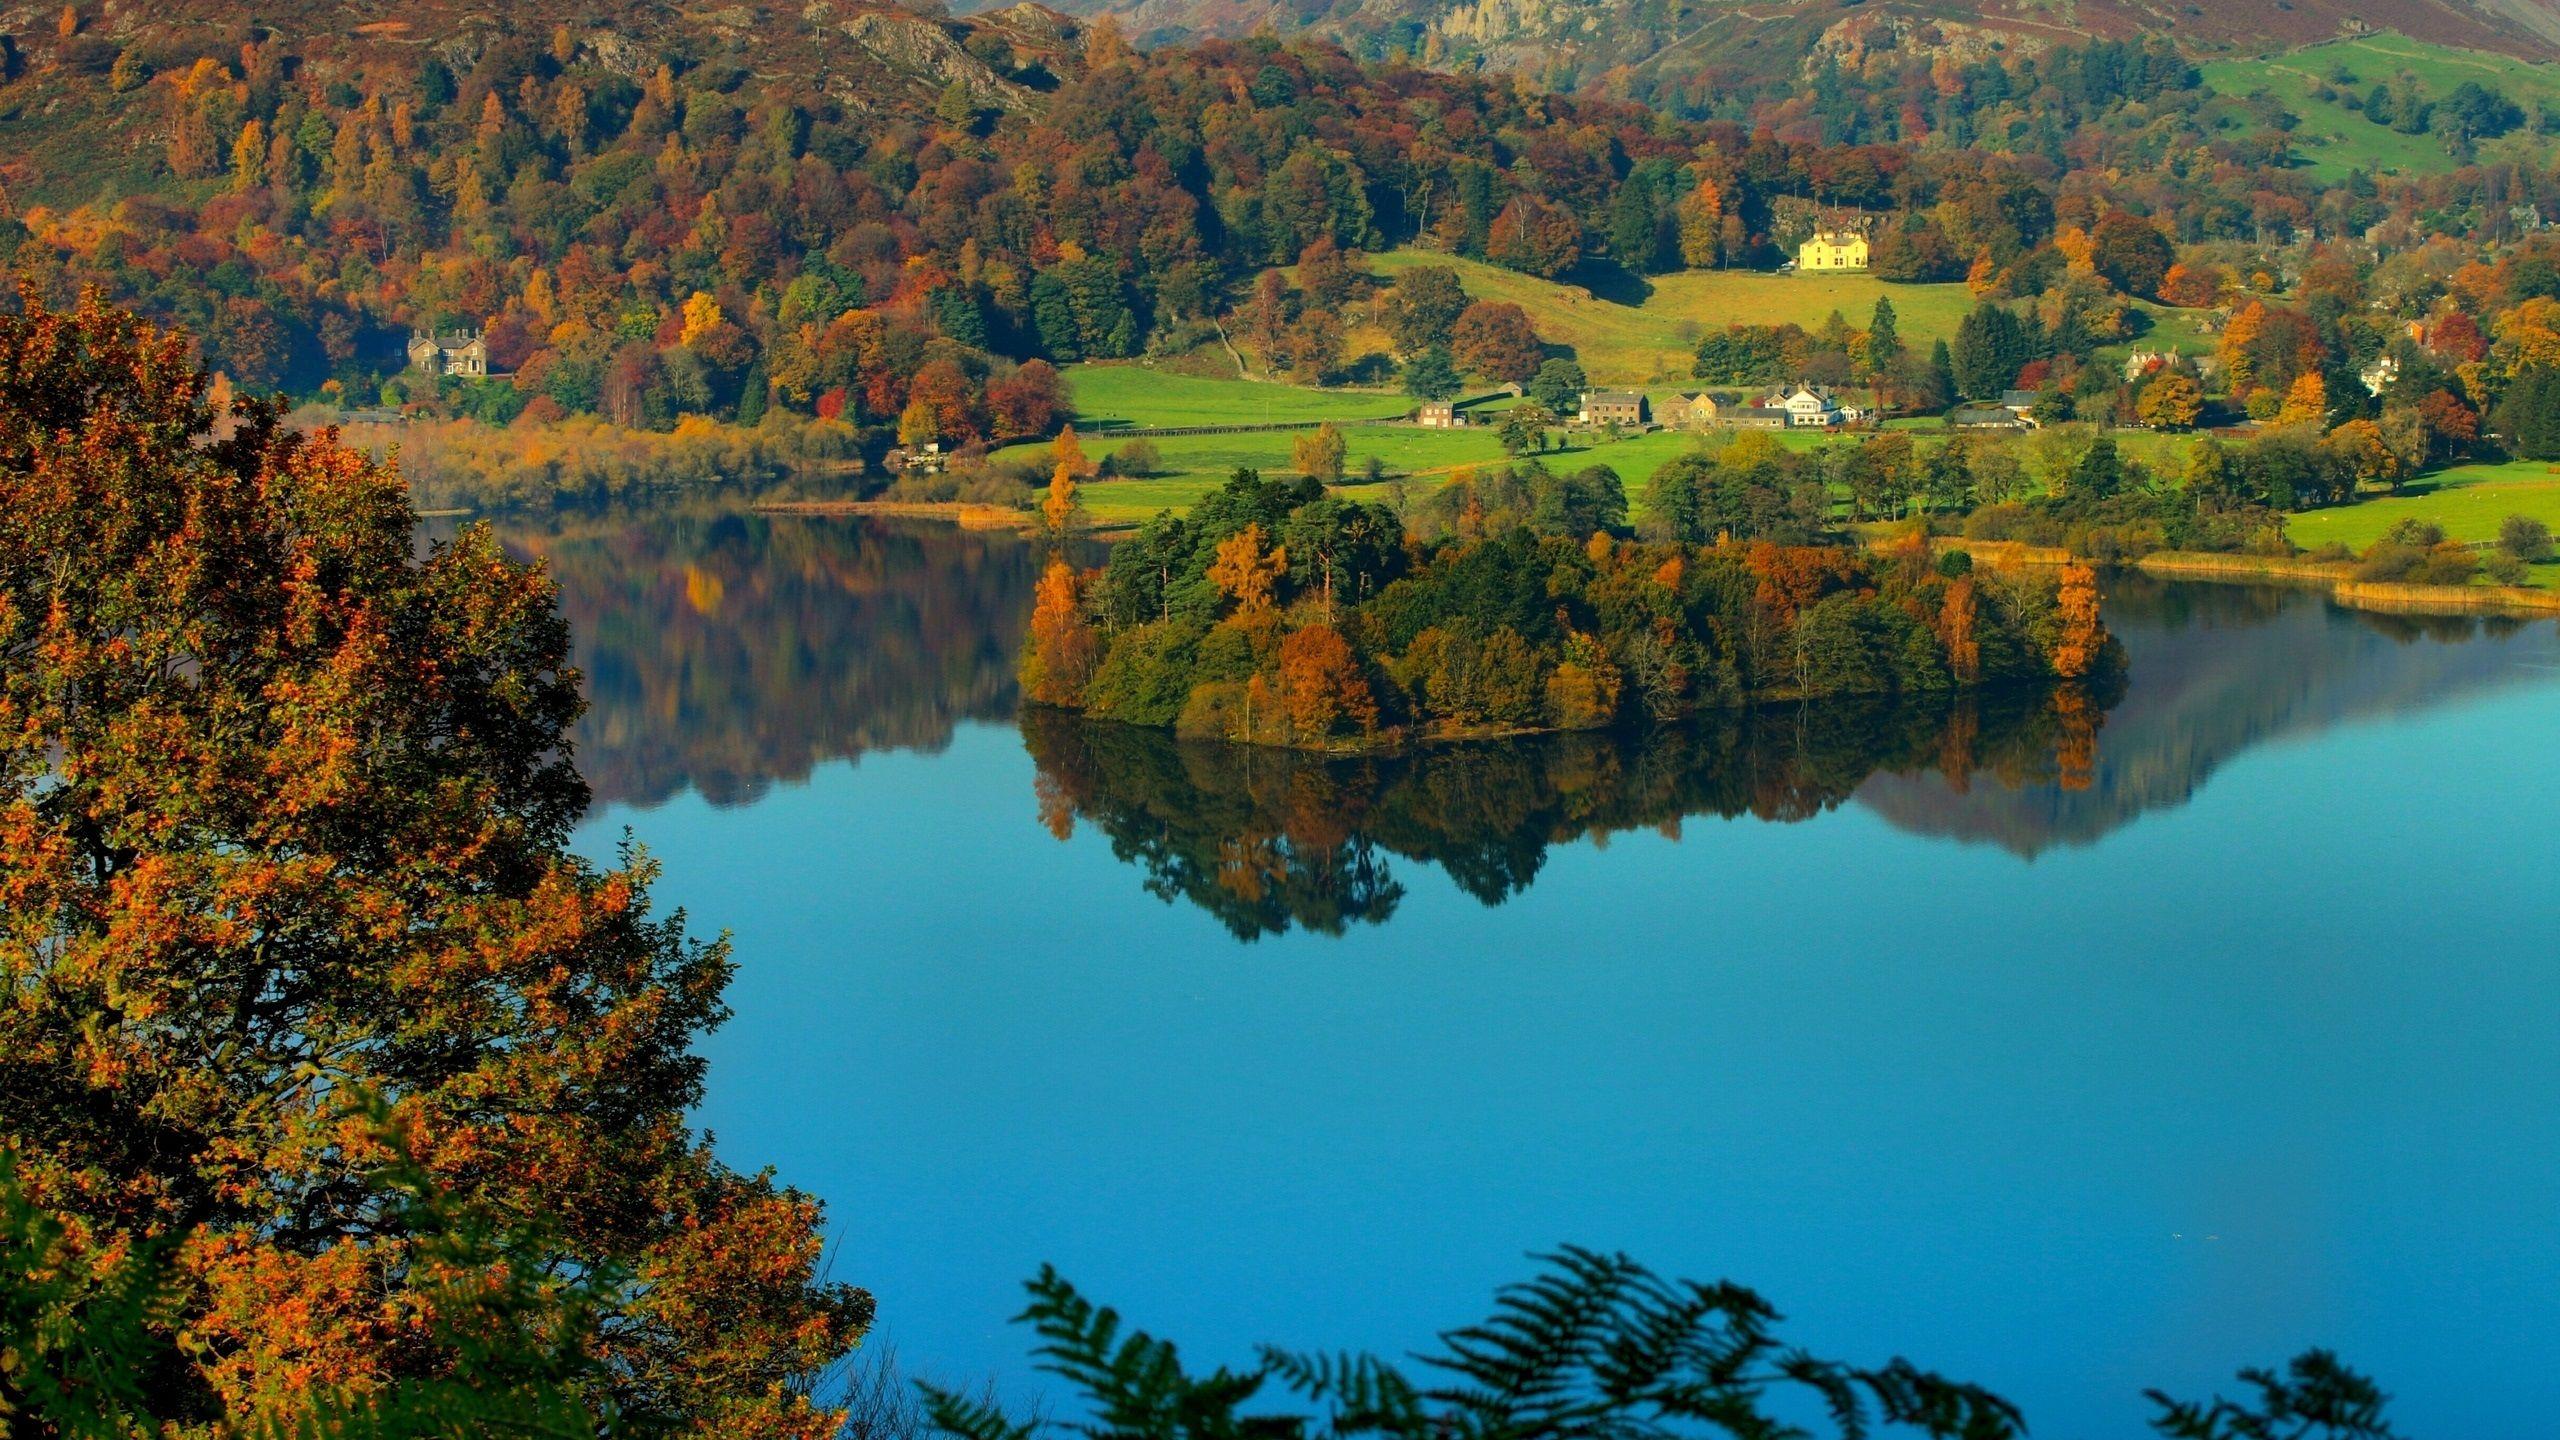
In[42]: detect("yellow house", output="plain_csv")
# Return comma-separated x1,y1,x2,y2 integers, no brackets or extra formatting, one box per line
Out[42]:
1796,229,1869,272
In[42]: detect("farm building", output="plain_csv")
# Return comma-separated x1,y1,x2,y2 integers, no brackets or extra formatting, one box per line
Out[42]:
1795,230,1869,273
1577,390,1648,427
1416,401,1466,428
1662,391,1747,428
1950,406,2029,431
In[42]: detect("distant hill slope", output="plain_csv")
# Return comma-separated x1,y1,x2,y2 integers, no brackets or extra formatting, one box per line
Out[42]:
2200,33,2560,181
1039,0,2560,100
0,0,1082,205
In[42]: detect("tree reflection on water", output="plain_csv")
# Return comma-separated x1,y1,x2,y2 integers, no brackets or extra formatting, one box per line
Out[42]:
1021,682,2114,939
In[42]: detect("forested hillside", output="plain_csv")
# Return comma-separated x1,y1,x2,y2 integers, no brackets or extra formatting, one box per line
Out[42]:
1,0,2551,448
12,0,2560,550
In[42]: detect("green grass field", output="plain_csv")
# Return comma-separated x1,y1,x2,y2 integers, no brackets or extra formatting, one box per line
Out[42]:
1045,362,2225,525
2285,462,2560,584
2199,36,2560,182
1364,249,1975,387
1044,426,1676,523
1060,364,1409,430
2123,303,2223,359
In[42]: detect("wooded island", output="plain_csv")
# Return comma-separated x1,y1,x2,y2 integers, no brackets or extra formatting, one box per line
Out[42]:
1021,466,2113,749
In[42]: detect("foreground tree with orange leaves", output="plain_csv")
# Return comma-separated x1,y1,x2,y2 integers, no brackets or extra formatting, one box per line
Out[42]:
0,292,868,1436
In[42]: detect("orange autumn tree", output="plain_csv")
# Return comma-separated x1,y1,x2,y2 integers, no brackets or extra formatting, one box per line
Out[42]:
2276,371,2329,427
1276,623,1377,739
1051,422,1091,478
1021,557,1101,705
1208,522,1287,616
1675,175,1725,268
2051,561,2104,680
1939,575,1981,684
1042,459,1087,537
0,292,868,1436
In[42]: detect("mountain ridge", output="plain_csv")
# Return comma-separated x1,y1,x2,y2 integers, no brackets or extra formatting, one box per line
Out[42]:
1030,0,2560,107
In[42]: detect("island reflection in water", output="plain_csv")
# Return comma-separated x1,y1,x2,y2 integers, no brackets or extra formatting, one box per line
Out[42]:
490,511,2555,888
1022,683,2111,940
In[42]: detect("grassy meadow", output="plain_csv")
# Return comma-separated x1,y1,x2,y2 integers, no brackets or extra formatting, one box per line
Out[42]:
1013,367,2239,527
1061,364,1409,429
2199,36,2560,182
1363,249,1976,387
1034,369,2560,595
2284,461,2560,584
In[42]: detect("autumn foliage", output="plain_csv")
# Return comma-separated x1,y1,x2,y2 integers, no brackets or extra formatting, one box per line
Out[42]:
0,292,867,1435
1050,470,2112,750
1277,624,1377,739
1021,557,1102,705
2051,562,2105,680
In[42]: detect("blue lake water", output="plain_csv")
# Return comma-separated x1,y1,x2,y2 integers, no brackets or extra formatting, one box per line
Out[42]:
504,510,2560,1437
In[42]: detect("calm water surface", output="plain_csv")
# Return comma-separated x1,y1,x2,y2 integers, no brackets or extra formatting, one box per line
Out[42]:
496,509,2560,1438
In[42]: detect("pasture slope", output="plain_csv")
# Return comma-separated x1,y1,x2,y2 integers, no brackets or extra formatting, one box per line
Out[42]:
1061,365,1409,428
2198,35,2560,182
1364,249,1976,387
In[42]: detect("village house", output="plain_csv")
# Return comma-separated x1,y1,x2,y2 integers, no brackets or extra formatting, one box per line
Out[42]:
1662,391,1745,428
1769,382,1849,427
408,328,490,377
2360,351,2400,397
1577,390,1648,427
1416,400,1466,428
2122,348,2178,383
1794,228,1869,273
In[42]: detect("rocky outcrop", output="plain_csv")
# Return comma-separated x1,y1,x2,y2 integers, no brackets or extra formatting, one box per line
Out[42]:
825,6,1025,105
1807,12,2046,78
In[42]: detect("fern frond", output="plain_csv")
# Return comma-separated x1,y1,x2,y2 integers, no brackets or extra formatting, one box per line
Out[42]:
2142,1350,2396,1440
920,1380,1045,1440
1260,1347,1424,1436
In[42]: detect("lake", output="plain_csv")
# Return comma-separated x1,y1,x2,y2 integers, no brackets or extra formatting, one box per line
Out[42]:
489,507,2560,1437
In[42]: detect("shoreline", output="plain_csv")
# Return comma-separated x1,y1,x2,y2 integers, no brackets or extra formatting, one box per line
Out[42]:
1034,671,2097,758
1942,539,2560,617
751,498,1045,531
752,497,1153,537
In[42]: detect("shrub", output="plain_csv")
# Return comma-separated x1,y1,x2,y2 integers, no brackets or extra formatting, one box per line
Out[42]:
2356,537,2478,585
2378,517,2446,548
2499,513,2554,562
1103,438,1162,478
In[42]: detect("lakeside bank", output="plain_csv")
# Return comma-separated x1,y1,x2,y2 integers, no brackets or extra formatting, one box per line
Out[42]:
1943,538,2560,617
